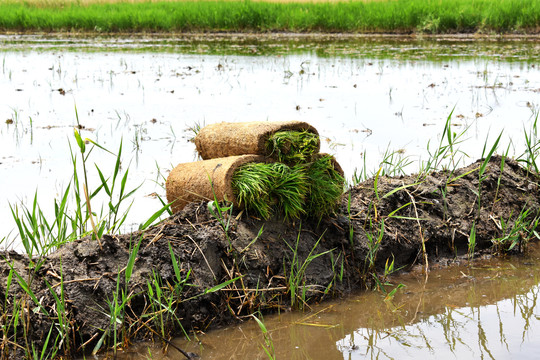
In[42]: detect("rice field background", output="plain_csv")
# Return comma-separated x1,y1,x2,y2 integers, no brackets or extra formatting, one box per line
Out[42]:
0,0,538,34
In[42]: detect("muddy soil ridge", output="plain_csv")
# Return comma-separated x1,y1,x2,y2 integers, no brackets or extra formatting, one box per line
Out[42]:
1,156,539,358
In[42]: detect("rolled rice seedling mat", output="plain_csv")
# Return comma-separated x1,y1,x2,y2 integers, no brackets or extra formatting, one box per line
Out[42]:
194,121,320,161
166,155,266,213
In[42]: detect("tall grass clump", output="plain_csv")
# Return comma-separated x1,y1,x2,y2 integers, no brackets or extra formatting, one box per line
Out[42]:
265,130,319,164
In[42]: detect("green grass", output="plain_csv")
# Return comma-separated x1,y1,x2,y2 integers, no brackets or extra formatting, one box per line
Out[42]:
0,0,538,34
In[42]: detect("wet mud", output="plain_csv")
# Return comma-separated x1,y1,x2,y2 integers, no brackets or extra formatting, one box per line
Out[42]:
1,156,539,357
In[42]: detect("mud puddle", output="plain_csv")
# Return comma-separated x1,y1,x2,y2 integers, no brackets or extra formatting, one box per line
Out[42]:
1,36,540,246
108,243,540,360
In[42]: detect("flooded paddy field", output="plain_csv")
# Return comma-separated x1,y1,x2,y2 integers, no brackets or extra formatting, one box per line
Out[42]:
1,35,540,359
1,35,539,243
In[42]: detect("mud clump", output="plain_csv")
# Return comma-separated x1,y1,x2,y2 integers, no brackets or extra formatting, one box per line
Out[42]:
0,156,539,358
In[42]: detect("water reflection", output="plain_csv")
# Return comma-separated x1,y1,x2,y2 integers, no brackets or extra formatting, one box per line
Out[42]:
339,285,540,359
156,244,540,360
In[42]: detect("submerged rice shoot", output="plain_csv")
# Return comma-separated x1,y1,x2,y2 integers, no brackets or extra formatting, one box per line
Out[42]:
266,130,319,164
305,155,345,219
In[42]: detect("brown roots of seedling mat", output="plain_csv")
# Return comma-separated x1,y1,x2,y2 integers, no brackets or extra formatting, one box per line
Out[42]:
194,121,320,160
166,155,267,213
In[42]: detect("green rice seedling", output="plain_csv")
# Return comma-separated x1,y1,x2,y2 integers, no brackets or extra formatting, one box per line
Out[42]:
304,155,345,220
186,120,204,143
491,145,511,214
492,207,540,253
347,193,354,247
208,178,235,251
284,228,333,309
146,271,167,340
44,261,72,356
73,122,100,243
324,251,344,296
92,274,127,355
352,150,369,186
373,167,382,202
8,121,146,262
379,147,413,178
139,247,192,346
31,324,60,360
417,110,470,180
251,312,276,360
468,221,476,260
365,219,384,273
271,163,308,220
265,130,319,164
91,236,142,355
232,162,308,221
517,113,540,174
476,131,502,213
232,162,275,220
168,241,192,298
94,139,141,234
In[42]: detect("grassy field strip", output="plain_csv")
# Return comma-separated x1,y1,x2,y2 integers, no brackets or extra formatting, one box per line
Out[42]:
2,0,385,4
0,0,538,33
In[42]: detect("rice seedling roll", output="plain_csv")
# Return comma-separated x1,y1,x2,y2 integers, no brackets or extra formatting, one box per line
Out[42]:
166,155,266,213
194,121,320,161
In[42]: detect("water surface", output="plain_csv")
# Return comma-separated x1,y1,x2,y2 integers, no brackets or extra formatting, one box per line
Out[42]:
1,35,539,244
107,243,540,360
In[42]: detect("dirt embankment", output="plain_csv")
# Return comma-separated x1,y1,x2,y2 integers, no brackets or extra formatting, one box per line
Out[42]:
1,156,539,358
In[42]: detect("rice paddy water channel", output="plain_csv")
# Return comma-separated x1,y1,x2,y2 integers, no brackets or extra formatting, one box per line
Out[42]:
1,35,540,358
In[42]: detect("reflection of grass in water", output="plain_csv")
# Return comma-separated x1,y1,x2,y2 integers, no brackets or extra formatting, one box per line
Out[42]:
266,130,319,164
0,0,538,33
